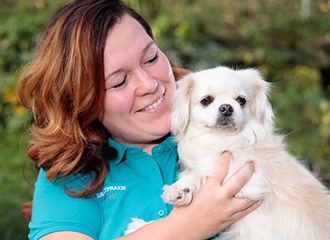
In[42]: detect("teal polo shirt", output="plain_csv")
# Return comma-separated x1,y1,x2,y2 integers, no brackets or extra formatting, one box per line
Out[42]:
28,136,179,240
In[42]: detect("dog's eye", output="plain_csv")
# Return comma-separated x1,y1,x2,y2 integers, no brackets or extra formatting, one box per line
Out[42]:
236,96,247,106
200,96,214,106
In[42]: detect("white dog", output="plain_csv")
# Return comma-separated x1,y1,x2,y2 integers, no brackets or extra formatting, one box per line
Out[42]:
163,66,330,240
126,66,330,239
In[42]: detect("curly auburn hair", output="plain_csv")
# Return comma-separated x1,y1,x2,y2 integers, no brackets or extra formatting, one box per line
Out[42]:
18,0,154,219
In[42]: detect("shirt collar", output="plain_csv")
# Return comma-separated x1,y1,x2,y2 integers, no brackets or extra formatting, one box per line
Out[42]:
107,135,176,166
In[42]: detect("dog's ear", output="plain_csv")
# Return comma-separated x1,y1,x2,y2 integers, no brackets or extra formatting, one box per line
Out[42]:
172,67,191,81
171,75,195,139
239,69,275,133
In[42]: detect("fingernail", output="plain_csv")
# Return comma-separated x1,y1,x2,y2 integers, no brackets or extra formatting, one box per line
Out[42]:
222,151,233,158
246,161,255,169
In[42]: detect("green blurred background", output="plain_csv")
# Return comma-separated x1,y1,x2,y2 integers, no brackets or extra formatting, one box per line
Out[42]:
1,0,329,239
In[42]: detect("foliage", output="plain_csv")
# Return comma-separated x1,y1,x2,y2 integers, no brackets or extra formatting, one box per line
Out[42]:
0,1,67,239
0,0,329,239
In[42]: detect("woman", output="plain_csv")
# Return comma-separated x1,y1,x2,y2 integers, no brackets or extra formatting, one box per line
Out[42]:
18,0,261,239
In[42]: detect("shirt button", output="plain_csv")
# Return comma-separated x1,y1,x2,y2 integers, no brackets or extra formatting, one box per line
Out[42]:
159,146,165,152
158,210,165,216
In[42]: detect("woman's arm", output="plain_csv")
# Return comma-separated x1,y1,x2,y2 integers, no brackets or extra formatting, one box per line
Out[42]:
40,231,93,240
117,152,261,240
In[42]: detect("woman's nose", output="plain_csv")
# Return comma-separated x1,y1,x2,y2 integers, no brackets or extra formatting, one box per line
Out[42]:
134,68,158,96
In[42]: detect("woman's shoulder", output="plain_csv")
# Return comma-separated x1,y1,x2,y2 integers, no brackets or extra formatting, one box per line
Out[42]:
29,169,102,239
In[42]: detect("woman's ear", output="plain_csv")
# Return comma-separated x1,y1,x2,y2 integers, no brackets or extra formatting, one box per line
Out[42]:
171,76,194,140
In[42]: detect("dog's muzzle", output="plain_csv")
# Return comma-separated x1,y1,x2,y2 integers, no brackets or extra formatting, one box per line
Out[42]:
216,104,236,129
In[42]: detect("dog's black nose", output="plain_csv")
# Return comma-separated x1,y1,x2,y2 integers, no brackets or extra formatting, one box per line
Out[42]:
219,104,233,116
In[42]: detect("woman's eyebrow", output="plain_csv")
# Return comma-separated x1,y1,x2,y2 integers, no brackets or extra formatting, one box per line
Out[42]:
141,41,156,55
105,68,123,82
105,41,156,82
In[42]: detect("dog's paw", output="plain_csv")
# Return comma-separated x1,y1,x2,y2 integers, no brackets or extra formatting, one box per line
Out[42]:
162,184,192,206
125,218,151,235
235,172,270,201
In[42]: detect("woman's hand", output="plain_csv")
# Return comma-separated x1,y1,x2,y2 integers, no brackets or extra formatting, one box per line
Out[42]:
166,151,262,240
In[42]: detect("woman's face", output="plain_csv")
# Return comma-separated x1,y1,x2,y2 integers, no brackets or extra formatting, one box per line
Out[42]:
101,14,176,153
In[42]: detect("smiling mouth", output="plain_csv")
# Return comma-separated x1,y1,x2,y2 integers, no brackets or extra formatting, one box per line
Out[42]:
141,95,164,111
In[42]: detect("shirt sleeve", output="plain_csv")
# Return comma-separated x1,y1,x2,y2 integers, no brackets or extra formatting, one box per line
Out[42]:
28,169,102,240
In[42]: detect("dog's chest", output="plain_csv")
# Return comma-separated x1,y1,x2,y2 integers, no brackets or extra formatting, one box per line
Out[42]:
178,141,256,174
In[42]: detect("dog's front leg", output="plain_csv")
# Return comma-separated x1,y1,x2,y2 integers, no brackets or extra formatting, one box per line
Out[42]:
162,171,204,206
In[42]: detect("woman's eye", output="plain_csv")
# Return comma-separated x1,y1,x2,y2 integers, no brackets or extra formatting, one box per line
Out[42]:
112,76,127,89
145,52,159,64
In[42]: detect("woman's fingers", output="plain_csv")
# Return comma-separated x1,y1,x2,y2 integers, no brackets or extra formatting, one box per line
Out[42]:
180,152,263,236
223,161,255,198
208,151,232,185
230,198,263,220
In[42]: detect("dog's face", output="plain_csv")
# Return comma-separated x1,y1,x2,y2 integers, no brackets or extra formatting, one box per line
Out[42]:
171,66,274,141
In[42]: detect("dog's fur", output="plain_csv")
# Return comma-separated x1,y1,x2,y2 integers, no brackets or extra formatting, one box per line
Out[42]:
162,66,330,240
